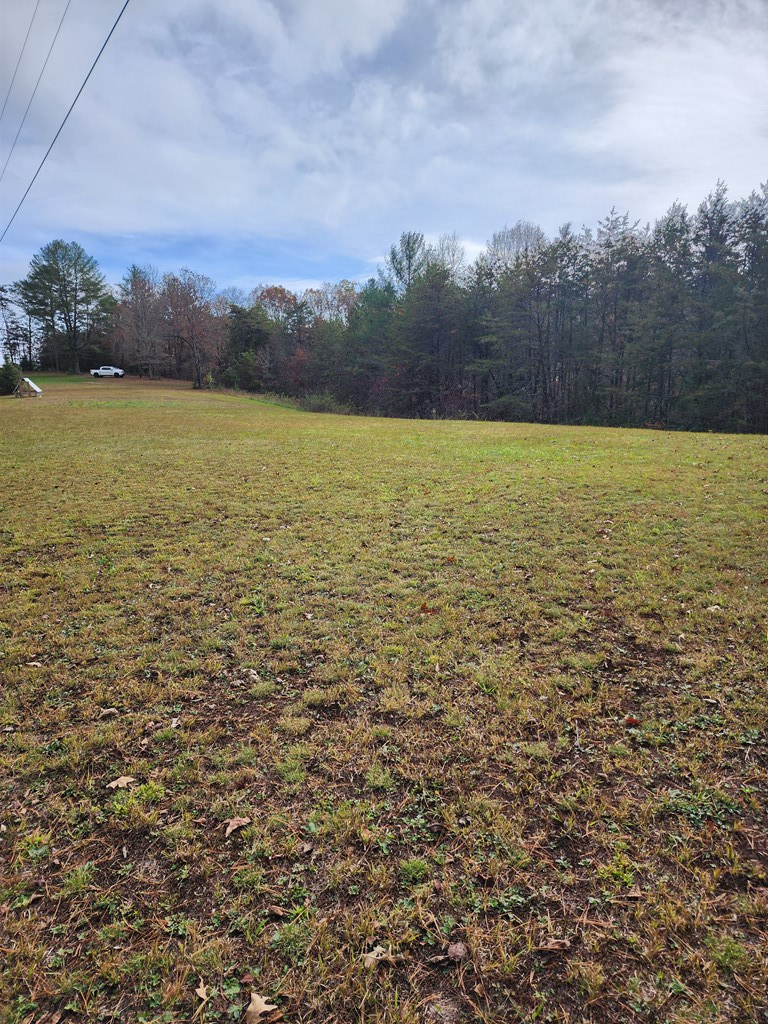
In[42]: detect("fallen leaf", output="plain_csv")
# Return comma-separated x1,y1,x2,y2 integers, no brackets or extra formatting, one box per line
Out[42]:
622,715,642,728
244,991,278,1022
99,707,119,718
224,816,251,837
537,937,571,951
267,904,289,918
25,661,43,668
240,971,255,984
447,941,468,961
623,888,644,900
195,979,208,1001
170,717,180,729
359,825,374,843
107,775,136,789
362,944,396,968
419,601,439,615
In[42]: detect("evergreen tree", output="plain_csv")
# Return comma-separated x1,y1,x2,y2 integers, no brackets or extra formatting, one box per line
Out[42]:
14,240,113,373
0,360,21,395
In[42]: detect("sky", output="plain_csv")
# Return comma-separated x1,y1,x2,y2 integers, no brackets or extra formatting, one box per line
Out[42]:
1,0,767,293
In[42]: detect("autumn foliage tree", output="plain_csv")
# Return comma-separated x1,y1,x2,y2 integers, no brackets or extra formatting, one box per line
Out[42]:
161,269,224,388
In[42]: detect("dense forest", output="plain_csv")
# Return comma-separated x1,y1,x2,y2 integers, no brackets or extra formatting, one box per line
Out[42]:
2,181,767,432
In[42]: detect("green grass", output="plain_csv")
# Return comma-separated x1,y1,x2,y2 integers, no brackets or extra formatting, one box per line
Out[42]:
1,377,767,1023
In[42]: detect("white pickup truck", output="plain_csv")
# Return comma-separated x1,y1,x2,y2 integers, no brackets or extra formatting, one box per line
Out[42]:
89,366,125,377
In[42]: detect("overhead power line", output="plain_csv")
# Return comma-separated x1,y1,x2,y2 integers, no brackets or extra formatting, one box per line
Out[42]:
1,0,75,185
0,0,132,246
0,0,43,125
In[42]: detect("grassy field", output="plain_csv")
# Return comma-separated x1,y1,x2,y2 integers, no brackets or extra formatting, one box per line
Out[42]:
1,375,766,1024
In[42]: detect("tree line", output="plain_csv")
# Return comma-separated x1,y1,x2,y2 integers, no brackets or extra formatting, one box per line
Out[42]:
2,181,766,432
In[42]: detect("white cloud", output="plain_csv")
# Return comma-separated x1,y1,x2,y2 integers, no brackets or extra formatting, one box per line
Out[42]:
1,0,766,287
569,21,768,210
434,0,603,95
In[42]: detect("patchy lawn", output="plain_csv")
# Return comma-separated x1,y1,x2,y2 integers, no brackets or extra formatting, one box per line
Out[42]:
1,377,767,1023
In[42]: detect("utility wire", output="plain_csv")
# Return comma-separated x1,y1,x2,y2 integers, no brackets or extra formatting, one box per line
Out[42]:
0,0,43,125
0,0,132,246
1,0,74,185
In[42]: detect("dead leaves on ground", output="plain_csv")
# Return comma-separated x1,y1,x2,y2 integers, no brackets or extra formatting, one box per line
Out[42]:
21,1012,63,1024
224,815,251,837
245,992,279,1021
536,936,571,952
106,775,136,789
195,983,278,1022
446,941,468,962
361,944,399,969
427,941,469,966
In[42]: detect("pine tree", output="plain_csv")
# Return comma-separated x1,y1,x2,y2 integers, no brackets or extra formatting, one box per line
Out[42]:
14,240,113,373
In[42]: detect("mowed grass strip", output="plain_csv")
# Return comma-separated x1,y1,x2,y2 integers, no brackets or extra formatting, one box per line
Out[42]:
1,376,767,1024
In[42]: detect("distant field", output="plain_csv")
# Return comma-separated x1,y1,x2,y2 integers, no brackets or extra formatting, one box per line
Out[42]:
1,377,766,1023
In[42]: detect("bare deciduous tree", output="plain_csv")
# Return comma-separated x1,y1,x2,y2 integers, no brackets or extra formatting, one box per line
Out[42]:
483,220,548,278
115,265,164,377
162,269,223,388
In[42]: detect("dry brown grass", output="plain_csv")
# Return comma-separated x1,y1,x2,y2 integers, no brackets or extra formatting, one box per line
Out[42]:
1,374,766,1023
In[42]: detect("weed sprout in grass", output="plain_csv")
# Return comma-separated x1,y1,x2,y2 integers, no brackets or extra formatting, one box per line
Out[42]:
239,591,266,614
399,858,430,886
